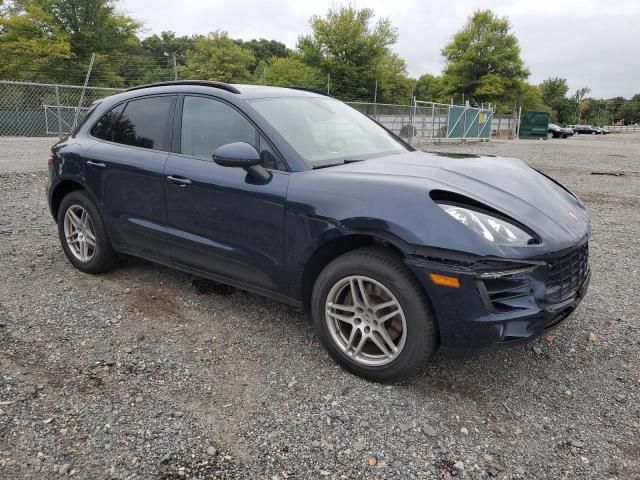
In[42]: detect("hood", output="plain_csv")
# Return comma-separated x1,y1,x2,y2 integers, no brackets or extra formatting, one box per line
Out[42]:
313,150,589,250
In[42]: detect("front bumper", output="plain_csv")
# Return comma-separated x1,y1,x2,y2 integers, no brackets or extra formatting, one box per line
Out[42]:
406,240,590,355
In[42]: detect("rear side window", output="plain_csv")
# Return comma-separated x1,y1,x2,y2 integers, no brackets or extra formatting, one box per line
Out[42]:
90,104,124,141
180,96,257,159
112,96,174,151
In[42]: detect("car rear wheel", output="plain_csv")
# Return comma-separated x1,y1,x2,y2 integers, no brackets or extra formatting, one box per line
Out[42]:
547,132,553,139
57,190,118,273
311,247,438,381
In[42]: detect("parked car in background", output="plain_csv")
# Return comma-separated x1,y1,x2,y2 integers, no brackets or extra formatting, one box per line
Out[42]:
594,127,610,134
548,123,574,139
46,81,591,381
568,125,600,135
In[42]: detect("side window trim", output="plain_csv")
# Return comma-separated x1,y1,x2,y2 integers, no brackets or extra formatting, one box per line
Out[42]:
174,93,290,172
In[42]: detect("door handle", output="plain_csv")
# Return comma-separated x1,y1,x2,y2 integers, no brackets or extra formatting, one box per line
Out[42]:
167,175,192,186
86,160,106,168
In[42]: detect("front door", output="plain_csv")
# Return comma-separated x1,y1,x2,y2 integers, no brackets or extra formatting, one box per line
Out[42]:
164,95,289,292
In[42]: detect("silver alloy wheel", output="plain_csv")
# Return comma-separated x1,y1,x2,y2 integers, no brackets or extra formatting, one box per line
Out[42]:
325,275,407,366
63,205,96,262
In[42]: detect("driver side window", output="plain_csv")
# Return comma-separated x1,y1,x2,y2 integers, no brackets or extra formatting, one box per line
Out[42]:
180,96,286,171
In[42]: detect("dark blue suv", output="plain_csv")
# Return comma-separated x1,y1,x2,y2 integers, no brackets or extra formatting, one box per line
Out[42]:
47,81,590,381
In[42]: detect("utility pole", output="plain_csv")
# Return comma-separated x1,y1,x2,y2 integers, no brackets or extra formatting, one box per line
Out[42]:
327,73,330,95
373,79,378,120
73,52,96,129
172,54,178,81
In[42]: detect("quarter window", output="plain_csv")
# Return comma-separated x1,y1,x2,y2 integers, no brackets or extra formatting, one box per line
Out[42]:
90,104,124,141
112,96,174,151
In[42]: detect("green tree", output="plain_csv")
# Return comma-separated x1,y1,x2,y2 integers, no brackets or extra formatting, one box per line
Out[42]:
180,31,255,82
0,0,142,85
297,6,407,102
0,2,71,82
235,38,289,67
263,55,324,89
571,86,591,123
515,81,547,113
539,77,571,124
142,31,196,66
414,74,445,102
440,9,529,108
375,52,412,104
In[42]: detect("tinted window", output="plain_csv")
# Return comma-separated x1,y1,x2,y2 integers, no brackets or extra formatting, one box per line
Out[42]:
112,96,174,151
90,104,124,141
72,102,100,137
181,96,258,160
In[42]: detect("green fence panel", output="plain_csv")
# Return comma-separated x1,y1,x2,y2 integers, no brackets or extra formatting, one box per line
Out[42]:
447,106,465,138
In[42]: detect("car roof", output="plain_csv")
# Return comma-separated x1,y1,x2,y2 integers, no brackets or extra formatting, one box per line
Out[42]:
124,80,329,100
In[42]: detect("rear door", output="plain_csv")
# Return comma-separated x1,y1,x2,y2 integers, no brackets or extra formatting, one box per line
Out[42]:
163,94,289,292
84,95,176,259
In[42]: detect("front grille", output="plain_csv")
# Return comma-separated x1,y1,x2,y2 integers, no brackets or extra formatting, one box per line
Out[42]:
545,243,589,303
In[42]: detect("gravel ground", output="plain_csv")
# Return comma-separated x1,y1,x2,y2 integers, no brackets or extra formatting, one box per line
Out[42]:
0,137,57,174
1,134,639,479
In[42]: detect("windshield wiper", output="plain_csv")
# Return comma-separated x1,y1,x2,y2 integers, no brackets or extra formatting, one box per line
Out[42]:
312,158,365,169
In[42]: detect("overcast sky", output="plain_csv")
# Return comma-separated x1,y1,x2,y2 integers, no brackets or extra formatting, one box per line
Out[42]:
122,0,639,98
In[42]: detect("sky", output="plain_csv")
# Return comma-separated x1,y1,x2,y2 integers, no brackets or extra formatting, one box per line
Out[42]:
121,0,640,99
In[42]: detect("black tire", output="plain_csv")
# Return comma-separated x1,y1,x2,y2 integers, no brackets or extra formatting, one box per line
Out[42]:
311,247,438,381
57,190,118,273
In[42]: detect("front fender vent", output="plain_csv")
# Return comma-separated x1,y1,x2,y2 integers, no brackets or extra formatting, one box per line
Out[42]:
478,277,533,313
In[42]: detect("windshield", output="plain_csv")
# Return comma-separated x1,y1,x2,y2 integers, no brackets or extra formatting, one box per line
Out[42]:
247,96,407,165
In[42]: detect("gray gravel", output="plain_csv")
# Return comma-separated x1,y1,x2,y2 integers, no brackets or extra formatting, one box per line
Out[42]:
0,137,57,174
1,134,639,479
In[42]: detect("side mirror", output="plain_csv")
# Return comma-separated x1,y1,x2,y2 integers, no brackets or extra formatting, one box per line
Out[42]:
213,142,270,182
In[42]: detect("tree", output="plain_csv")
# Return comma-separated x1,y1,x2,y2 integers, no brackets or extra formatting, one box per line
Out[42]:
572,86,591,123
539,77,573,124
414,74,444,102
516,81,547,113
0,0,142,85
180,31,255,82
375,52,412,104
263,55,324,89
297,6,407,102
0,2,71,82
235,38,289,67
440,10,529,108
142,31,196,66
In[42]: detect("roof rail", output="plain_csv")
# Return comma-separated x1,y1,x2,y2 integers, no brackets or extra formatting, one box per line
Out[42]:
126,80,241,94
288,86,331,97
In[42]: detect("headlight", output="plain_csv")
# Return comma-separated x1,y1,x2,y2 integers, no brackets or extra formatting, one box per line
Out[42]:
438,204,534,246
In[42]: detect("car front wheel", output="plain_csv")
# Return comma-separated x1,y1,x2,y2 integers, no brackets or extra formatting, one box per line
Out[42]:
311,247,438,381
57,190,118,273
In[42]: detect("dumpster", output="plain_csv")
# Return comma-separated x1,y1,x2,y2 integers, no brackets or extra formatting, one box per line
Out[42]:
519,111,549,139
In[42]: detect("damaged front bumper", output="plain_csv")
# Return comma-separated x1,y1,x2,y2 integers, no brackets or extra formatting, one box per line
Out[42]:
406,239,591,355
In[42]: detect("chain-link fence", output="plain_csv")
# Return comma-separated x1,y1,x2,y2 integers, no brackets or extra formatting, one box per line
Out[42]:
348,100,495,147
0,80,123,173
0,78,508,174
0,80,122,137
